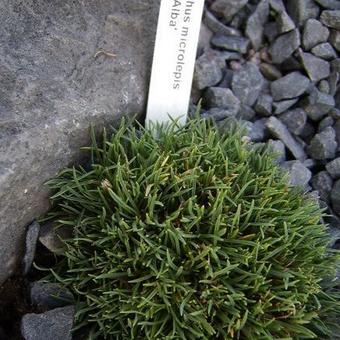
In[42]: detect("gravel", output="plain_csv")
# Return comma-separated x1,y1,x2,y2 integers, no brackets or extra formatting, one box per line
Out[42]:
245,0,269,50
315,0,340,10
259,63,282,80
266,117,306,161
270,71,310,100
210,0,249,23
307,127,337,159
30,282,74,310
299,51,331,82
286,0,320,26
269,29,301,64
267,139,286,163
326,157,340,178
277,10,296,34
273,98,299,114
312,171,333,202
279,108,307,135
194,52,223,90
232,62,265,106
311,42,337,60
204,87,240,114
302,87,335,121
21,306,75,340
211,34,250,53
282,160,312,188
204,10,242,37
302,19,329,50
320,10,340,29
255,93,273,116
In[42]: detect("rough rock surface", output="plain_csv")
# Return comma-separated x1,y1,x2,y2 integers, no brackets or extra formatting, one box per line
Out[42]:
21,306,75,340
0,0,159,284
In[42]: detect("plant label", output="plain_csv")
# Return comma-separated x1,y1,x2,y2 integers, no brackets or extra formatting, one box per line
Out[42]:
146,0,205,126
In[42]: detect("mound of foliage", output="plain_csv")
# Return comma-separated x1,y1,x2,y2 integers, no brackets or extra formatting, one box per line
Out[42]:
44,118,339,339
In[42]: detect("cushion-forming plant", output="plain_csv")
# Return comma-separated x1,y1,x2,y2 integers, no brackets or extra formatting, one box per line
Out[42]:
44,118,339,339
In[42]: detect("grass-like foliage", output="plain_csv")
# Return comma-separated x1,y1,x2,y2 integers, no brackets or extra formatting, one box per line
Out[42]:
44,118,339,339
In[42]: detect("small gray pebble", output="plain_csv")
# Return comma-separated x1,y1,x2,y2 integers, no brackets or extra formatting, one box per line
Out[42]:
318,80,330,94
307,126,337,159
259,63,282,80
279,108,307,135
315,0,340,10
318,116,334,132
245,0,269,50
311,43,337,60
21,306,75,340
320,10,340,29
299,50,331,83
269,29,301,64
194,52,223,90
286,0,320,26
255,93,273,116
281,160,312,189
232,62,265,106
302,19,329,50
276,10,296,34
247,118,268,142
237,104,256,120
266,116,306,160
267,139,286,163
210,0,249,23
302,87,335,121
326,158,340,178
312,171,333,202
329,29,340,51
271,71,310,101
204,10,242,37
273,98,299,115
30,282,74,310
204,87,240,114
211,34,250,54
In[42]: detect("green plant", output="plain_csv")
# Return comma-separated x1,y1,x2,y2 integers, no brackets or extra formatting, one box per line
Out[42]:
44,118,339,339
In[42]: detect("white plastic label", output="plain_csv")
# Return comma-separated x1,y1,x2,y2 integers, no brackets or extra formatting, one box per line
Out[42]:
146,0,205,126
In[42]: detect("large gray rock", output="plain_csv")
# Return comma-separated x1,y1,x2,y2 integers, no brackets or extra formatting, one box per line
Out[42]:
0,0,159,284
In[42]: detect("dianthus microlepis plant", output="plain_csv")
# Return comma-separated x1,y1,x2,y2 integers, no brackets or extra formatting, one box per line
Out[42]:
41,117,339,339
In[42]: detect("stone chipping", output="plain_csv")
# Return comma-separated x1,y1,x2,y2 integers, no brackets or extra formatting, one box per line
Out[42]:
193,0,340,257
